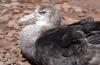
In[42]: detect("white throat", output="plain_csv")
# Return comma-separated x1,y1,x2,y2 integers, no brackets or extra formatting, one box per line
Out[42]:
36,20,50,26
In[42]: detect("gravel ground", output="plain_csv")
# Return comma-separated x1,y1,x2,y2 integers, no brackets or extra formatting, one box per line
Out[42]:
0,0,100,65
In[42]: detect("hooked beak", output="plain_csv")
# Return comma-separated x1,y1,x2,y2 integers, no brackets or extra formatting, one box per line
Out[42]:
17,12,37,28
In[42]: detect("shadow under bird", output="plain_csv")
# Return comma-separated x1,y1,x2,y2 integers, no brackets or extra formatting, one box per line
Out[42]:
17,5,100,65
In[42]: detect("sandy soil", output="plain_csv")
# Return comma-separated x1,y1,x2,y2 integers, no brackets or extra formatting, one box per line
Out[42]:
0,0,100,65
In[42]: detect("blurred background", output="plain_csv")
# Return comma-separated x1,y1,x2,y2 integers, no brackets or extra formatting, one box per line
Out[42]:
0,0,100,65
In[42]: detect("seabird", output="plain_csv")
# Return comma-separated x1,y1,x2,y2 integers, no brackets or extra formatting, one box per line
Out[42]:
17,5,100,65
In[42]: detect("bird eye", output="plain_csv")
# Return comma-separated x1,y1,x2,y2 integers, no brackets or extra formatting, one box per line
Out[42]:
39,11,46,14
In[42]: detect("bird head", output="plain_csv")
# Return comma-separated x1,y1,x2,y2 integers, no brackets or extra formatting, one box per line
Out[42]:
17,5,61,29
34,5,61,28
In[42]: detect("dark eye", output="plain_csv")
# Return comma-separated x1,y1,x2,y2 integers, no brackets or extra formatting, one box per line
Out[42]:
39,11,46,14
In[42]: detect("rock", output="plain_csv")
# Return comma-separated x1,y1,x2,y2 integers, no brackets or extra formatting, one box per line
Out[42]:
62,3,72,12
1,57,7,62
78,13,85,17
0,61,4,65
23,10,32,15
16,61,30,65
6,31,14,37
72,6,83,13
11,0,17,2
0,30,2,35
42,0,49,3
0,35,5,39
5,58,17,65
0,9,10,15
13,9,21,14
7,20,17,28
62,16,78,25
5,53,10,59
96,9,100,13
0,15,11,24
25,3,34,10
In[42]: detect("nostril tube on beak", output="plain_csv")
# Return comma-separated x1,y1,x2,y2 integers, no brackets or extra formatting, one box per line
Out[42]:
17,12,35,28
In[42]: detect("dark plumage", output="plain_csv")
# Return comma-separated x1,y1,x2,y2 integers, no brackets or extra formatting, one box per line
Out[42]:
35,29,90,65
68,17,100,34
18,5,100,65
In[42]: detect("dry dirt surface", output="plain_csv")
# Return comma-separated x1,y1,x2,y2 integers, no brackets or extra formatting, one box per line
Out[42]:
0,0,100,65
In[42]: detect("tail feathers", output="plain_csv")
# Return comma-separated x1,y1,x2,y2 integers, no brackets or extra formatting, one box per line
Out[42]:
69,17,100,33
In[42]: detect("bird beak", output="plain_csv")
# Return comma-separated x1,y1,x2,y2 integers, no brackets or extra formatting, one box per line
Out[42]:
17,12,37,28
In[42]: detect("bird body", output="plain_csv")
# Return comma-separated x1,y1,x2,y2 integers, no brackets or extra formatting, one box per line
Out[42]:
18,5,100,65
